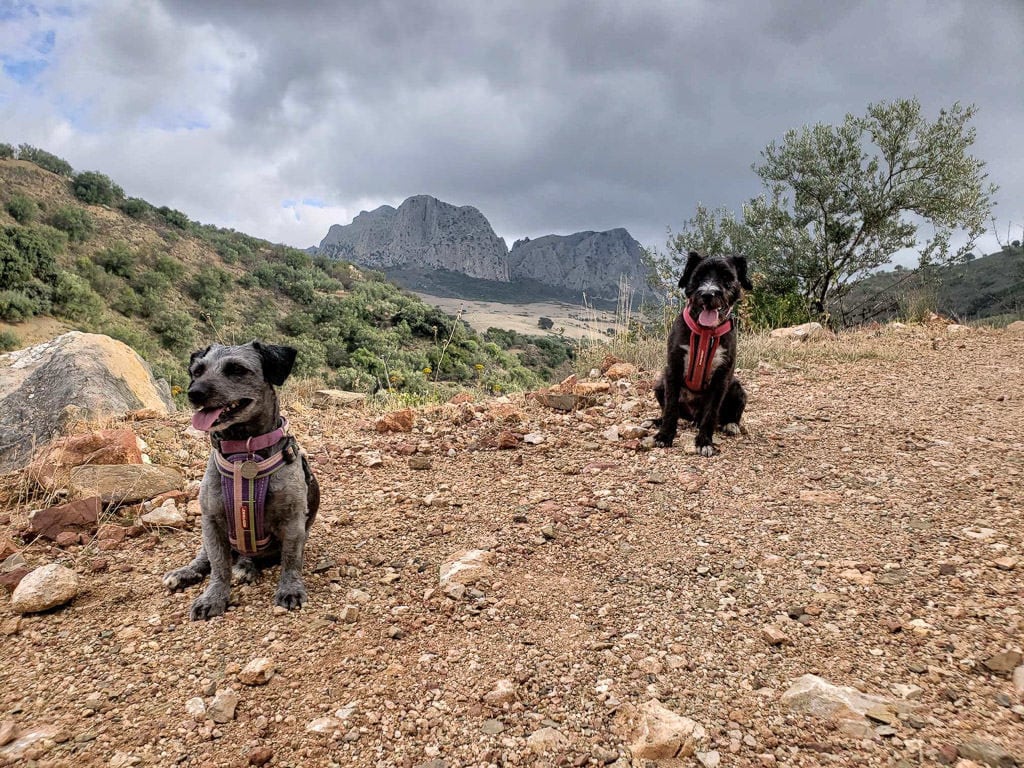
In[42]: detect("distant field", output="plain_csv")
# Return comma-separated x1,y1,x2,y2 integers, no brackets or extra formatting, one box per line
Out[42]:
415,293,619,340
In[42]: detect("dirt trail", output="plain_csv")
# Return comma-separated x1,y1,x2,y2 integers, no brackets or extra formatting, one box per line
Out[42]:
2,325,1022,767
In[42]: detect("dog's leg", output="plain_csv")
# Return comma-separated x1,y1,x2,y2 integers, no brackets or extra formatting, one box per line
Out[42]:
718,379,747,436
274,505,309,610
695,369,732,456
653,364,683,448
163,546,211,592
190,513,233,621
232,556,259,585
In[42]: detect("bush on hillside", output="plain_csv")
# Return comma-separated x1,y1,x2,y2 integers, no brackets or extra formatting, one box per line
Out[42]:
6,194,38,223
52,271,104,324
0,329,20,351
17,145,74,176
0,144,14,160
0,290,42,322
73,171,124,206
157,206,190,229
49,205,93,242
119,197,152,219
95,241,136,278
150,308,196,354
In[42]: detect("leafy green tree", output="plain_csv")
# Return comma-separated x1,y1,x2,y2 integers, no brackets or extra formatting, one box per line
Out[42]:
95,241,136,277
751,98,995,320
0,143,14,160
72,171,124,206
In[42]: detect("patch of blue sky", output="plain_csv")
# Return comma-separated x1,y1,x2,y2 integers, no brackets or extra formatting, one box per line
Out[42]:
0,2,40,22
2,57,47,84
30,28,55,54
282,198,327,209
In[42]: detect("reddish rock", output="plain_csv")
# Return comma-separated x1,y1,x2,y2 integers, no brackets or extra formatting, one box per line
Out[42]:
496,431,520,450
28,497,100,541
89,559,109,572
0,539,17,559
599,355,623,373
395,443,418,456
486,403,522,423
248,747,274,766
27,430,142,490
375,409,415,433
97,524,128,543
0,568,30,593
605,362,638,380
55,531,80,548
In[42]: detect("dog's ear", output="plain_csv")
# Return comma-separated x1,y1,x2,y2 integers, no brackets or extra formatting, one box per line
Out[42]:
189,346,210,369
730,255,753,290
679,251,704,292
251,341,297,386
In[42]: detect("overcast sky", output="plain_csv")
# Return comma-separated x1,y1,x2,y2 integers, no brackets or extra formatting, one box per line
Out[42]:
2,0,1022,258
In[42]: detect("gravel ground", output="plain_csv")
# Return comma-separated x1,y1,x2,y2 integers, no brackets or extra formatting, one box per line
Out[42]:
1,324,1022,768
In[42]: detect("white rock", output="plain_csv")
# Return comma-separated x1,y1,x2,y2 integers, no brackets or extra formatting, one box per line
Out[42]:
483,679,517,706
769,322,825,341
602,425,620,442
238,657,275,686
346,588,371,604
527,726,569,753
140,499,186,528
357,451,383,467
208,688,239,723
780,674,899,720
697,751,721,768
627,699,706,760
185,697,206,722
439,549,493,586
11,564,79,614
306,716,341,734
523,432,545,445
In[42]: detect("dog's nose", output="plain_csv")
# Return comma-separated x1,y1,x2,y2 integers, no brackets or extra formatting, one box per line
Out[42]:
699,289,721,305
187,383,209,406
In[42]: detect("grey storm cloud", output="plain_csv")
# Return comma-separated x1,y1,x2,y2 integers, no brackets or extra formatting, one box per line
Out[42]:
3,0,1022,252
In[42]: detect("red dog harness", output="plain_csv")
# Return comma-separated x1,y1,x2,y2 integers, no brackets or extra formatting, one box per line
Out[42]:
213,419,290,556
682,303,732,392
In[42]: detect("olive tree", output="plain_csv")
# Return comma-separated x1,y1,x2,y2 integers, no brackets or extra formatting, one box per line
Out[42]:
752,98,995,320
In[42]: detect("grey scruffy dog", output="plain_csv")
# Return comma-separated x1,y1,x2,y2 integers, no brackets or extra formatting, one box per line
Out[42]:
163,341,320,620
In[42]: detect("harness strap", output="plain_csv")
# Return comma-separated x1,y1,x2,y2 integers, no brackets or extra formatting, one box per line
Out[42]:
214,450,287,555
682,303,732,392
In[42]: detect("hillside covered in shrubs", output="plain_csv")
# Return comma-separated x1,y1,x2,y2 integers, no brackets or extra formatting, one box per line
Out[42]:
0,144,573,397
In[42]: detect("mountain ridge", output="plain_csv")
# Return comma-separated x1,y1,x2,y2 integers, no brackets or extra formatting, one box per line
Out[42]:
314,195,650,305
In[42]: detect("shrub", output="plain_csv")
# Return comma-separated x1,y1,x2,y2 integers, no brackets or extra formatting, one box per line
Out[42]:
119,197,152,219
52,270,104,324
16,144,73,176
49,205,93,242
157,206,190,229
72,171,124,206
150,308,196,354
6,194,38,223
95,241,135,278
0,143,14,160
0,290,42,322
1,224,64,290
0,329,20,351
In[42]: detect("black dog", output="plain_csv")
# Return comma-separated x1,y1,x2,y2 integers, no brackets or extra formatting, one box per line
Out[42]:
653,251,752,455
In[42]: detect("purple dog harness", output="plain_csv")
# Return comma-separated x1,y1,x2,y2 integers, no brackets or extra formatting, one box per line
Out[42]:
213,418,289,556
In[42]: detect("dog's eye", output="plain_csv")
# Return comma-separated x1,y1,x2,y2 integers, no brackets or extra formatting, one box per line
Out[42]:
191,364,206,378
224,362,250,377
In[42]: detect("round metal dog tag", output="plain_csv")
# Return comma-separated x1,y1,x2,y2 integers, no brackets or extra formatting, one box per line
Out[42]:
239,460,260,480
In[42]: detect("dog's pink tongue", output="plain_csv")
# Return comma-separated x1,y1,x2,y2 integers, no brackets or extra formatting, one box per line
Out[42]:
191,407,224,432
698,308,720,327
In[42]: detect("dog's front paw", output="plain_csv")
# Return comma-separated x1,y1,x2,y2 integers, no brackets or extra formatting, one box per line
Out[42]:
721,422,742,436
232,558,258,585
653,429,675,448
274,582,307,611
163,566,205,592
190,587,229,621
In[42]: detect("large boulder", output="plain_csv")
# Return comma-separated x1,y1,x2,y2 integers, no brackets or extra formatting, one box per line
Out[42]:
0,332,174,472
